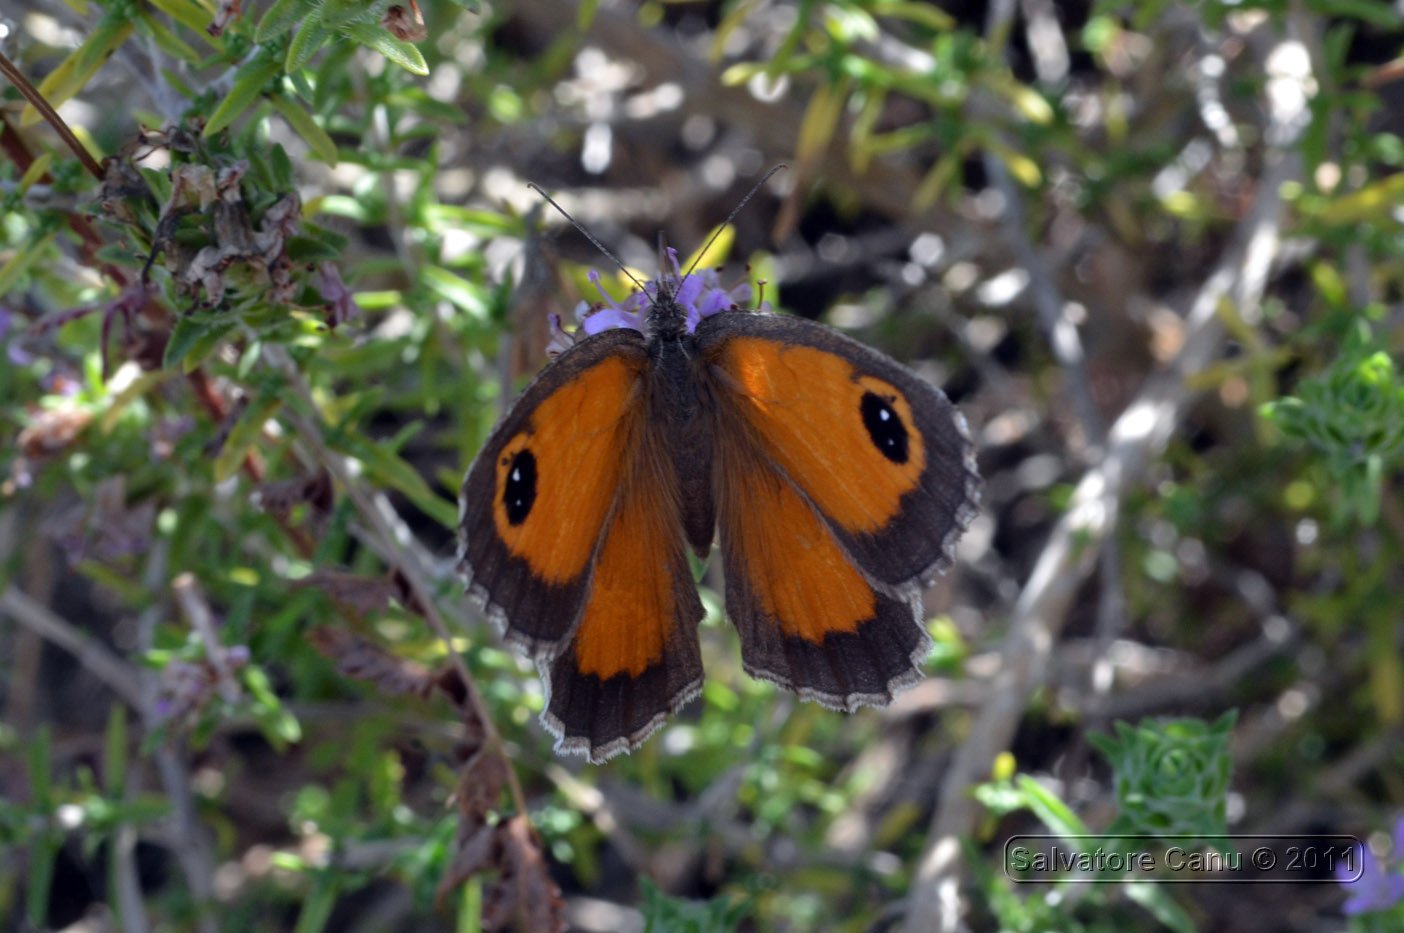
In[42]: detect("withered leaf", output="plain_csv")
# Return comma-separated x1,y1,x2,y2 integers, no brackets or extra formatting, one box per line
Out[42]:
306,625,435,698
296,570,401,616
18,407,93,459
317,262,361,329
382,1,428,42
487,816,566,933
454,748,507,826
436,824,499,904
43,476,157,567
208,0,242,37
255,469,334,521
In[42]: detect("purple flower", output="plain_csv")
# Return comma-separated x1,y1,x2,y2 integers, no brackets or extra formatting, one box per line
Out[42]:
550,248,757,358
1339,817,1404,916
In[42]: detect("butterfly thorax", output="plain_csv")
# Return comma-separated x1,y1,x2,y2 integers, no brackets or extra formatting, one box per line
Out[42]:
645,286,690,342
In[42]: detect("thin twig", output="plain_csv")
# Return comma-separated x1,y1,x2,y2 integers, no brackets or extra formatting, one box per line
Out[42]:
0,586,145,708
0,50,105,180
171,573,242,704
137,540,219,933
900,18,1315,931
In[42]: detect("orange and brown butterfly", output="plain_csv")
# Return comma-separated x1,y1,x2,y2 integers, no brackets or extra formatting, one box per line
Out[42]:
457,236,980,764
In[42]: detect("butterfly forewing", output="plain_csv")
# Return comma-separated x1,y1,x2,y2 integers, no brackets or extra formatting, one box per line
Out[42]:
457,330,650,655
697,312,980,590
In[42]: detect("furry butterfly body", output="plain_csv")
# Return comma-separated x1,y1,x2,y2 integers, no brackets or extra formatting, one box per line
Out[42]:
458,259,980,762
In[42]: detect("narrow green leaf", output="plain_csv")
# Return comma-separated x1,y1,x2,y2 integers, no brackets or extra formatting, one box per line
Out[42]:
421,265,488,318
1309,0,1402,28
146,0,223,45
1015,774,1091,840
256,0,312,41
269,94,338,163
286,13,334,73
343,23,429,75
134,11,201,61
872,1,956,31
214,394,283,482
103,706,127,796
1123,881,1196,933
164,315,235,371
1315,173,1404,224
0,232,57,297
22,20,134,126
204,55,282,137
341,436,458,529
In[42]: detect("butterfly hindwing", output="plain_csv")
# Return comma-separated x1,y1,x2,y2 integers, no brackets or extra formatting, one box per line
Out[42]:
457,328,652,655
537,432,705,761
698,312,980,590
712,431,932,707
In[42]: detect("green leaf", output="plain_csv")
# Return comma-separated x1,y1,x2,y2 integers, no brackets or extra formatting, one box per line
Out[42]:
269,94,339,163
1123,881,1196,933
1015,774,1091,839
286,13,334,73
204,55,283,137
22,18,135,126
102,706,127,796
146,0,224,44
214,393,283,482
421,265,489,318
164,314,236,371
1308,0,1403,28
338,434,458,529
135,10,202,61
1314,173,1404,224
343,23,429,75
256,0,313,41
0,232,57,297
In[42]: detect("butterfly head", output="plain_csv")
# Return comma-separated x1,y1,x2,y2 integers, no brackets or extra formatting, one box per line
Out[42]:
548,249,757,356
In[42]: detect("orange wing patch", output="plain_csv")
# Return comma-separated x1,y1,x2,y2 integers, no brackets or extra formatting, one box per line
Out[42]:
714,431,931,709
717,440,876,644
538,423,707,763
492,354,644,583
712,338,927,534
571,480,678,678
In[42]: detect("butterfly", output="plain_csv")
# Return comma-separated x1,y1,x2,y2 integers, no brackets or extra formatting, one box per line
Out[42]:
457,240,980,763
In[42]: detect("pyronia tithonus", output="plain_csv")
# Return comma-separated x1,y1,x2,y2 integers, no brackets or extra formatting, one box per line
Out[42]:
457,238,980,764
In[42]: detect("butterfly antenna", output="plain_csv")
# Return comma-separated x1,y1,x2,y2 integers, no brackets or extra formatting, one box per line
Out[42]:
683,163,787,280
527,183,649,295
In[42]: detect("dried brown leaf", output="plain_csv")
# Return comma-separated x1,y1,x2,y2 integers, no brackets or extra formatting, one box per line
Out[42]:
255,469,334,522
18,407,92,459
208,0,242,37
42,477,157,567
485,816,565,933
455,748,507,825
306,625,435,697
382,1,428,41
316,261,361,328
435,823,499,905
296,570,400,615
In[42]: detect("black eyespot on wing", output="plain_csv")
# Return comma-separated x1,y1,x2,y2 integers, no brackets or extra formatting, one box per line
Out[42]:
502,449,537,525
860,392,909,464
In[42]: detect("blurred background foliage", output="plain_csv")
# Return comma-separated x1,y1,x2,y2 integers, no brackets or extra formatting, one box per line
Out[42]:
1,0,1403,930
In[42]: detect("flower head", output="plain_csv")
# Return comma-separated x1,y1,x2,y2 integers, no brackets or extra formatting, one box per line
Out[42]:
1339,816,1404,916
547,248,757,358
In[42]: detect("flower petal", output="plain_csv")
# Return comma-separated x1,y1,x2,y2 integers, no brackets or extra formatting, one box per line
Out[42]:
581,307,643,335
